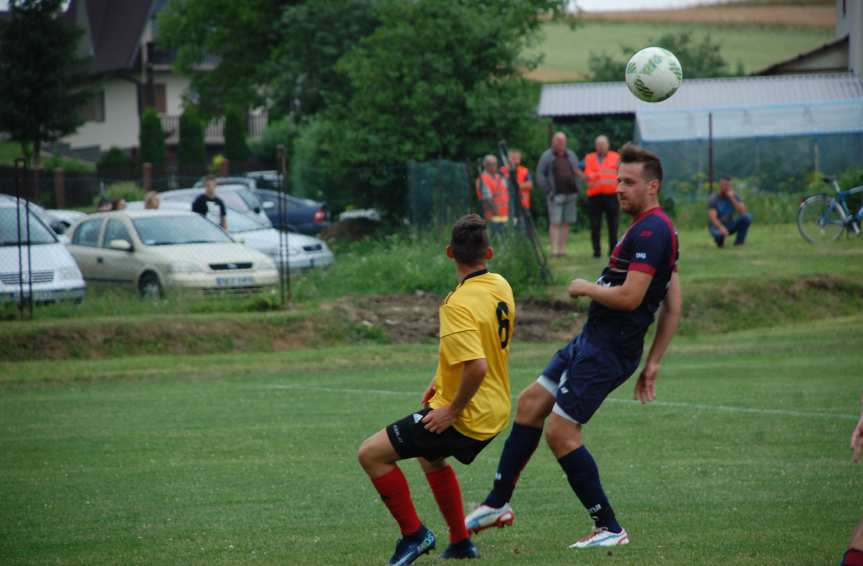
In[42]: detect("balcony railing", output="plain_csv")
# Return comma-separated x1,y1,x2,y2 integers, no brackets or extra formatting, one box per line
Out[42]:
159,113,267,145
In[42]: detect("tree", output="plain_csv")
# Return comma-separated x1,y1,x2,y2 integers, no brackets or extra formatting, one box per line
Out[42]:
223,108,250,163
157,0,380,120
178,106,206,172
139,108,166,167
588,31,732,82
317,0,567,216
0,0,91,166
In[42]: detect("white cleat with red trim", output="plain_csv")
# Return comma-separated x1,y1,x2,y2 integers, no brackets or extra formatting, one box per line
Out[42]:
568,527,629,549
464,503,515,534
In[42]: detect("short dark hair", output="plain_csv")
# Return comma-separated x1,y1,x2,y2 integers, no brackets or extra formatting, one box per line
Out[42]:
450,214,489,265
720,175,731,181
205,174,216,182
619,143,663,183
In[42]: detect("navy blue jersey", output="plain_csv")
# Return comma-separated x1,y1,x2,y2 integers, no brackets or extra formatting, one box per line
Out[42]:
583,207,679,356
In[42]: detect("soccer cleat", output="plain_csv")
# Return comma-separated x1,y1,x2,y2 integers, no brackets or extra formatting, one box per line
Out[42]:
388,525,436,566
439,538,479,560
464,503,514,534
568,527,629,549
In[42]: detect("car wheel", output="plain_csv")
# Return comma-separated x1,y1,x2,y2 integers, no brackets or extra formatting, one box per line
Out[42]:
138,272,163,299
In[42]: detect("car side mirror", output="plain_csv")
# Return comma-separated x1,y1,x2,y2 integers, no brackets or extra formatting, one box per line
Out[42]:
254,206,261,214
109,239,133,252
262,201,274,209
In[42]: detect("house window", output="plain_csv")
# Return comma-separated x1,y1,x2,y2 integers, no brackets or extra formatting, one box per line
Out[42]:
80,89,105,122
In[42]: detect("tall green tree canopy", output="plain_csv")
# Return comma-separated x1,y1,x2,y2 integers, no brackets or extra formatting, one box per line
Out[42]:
0,0,91,165
314,0,565,216
588,31,734,82
157,0,380,120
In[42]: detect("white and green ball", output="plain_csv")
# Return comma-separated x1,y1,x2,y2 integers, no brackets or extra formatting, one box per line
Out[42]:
625,47,683,103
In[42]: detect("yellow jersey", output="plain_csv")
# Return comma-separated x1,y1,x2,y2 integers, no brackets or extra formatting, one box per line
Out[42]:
429,270,516,441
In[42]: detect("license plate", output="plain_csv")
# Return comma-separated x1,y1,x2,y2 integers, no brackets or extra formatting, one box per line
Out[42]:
216,276,254,287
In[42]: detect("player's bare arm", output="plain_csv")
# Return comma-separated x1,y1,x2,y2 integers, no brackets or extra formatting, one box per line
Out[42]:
635,272,682,404
423,357,488,434
852,393,863,464
568,269,653,312
708,208,728,236
730,192,748,214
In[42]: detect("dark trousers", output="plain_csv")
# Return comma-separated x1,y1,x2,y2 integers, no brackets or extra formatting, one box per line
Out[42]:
709,213,752,247
588,194,620,257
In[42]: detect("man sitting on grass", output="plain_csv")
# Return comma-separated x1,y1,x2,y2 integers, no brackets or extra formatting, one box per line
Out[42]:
357,213,516,565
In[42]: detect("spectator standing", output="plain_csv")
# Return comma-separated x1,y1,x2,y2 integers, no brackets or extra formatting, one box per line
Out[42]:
475,155,510,231
144,191,160,210
537,132,586,258
707,177,752,247
192,175,227,230
500,149,534,217
584,135,620,258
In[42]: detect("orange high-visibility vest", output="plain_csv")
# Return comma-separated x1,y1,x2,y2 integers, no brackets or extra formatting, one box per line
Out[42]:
584,151,620,197
501,165,532,210
476,172,509,222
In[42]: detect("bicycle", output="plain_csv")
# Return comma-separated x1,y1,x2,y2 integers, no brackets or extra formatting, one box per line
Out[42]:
797,175,863,244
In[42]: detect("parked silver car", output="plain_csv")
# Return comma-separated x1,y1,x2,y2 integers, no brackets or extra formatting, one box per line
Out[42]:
66,210,278,297
127,200,334,272
0,195,85,302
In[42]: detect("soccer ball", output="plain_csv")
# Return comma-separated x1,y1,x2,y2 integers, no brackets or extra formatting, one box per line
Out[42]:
625,47,683,103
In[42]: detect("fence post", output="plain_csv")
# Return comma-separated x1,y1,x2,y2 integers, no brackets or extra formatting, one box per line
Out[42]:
31,167,42,202
142,162,152,191
220,158,230,177
54,167,66,209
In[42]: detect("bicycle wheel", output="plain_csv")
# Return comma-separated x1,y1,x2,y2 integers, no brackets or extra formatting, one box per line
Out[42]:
797,194,847,244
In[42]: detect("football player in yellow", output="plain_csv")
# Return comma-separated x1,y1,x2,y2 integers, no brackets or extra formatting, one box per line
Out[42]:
358,214,516,565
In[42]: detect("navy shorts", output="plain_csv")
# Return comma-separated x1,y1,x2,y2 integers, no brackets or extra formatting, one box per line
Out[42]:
386,407,493,465
537,334,640,424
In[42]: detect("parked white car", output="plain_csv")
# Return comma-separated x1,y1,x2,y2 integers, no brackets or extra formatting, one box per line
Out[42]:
66,210,278,297
126,201,334,271
0,195,85,302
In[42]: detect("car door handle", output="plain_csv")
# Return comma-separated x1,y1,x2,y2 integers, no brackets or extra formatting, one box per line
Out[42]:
97,257,103,264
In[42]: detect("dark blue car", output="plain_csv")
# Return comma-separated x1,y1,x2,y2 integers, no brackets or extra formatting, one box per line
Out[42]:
254,189,330,235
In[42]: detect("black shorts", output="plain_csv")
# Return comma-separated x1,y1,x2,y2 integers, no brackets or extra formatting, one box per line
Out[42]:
386,407,494,465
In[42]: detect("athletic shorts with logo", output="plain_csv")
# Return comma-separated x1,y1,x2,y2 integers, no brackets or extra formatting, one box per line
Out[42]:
537,334,640,424
386,407,494,465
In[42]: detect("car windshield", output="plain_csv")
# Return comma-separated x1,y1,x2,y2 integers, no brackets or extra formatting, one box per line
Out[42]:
132,215,233,246
225,209,268,233
0,208,58,245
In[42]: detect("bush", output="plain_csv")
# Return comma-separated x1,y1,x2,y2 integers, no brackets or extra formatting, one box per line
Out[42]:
251,115,298,168
139,108,165,167
178,106,205,171
223,108,250,163
42,154,95,173
98,146,133,169
101,181,145,205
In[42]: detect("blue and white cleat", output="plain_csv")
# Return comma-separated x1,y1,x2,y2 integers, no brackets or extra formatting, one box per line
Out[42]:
440,538,479,560
388,525,436,566
568,527,629,549
464,503,514,534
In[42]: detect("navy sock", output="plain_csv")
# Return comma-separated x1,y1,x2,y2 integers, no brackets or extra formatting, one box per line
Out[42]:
483,423,543,508
557,446,621,532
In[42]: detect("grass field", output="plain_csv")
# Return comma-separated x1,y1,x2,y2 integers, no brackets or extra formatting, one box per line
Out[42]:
1,315,861,565
528,21,833,81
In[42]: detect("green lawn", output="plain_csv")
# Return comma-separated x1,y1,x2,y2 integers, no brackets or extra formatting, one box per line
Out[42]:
1,314,861,565
529,21,833,81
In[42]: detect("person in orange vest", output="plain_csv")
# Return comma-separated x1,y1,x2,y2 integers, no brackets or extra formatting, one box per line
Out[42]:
584,135,621,258
476,155,510,230
500,149,534,217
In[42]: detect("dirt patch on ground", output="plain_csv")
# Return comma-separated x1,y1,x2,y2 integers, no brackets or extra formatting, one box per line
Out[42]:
581,6,834,27
329,292,586,344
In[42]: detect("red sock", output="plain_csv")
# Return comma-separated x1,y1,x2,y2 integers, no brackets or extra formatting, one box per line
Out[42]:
843,548,863,566
371,467,422,536
426,465,469,543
